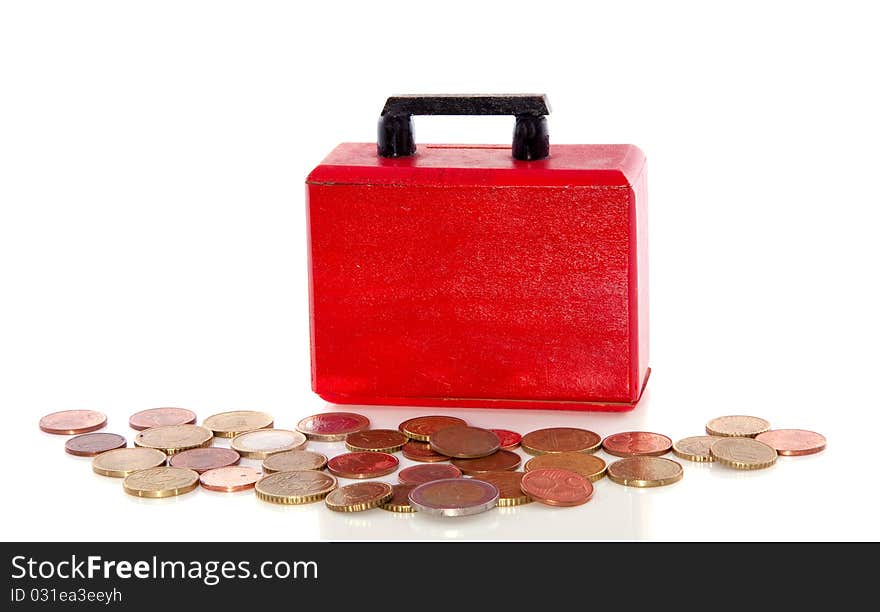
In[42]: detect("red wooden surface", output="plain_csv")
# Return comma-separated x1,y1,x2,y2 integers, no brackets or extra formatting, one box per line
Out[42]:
306,143,648,411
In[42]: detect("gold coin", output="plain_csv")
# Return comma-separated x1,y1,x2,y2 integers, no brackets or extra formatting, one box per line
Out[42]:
607,456,684,488
520,427,602,455
255,470,337,505
344,429,408,453
325,482,394,512
524,452,607,482
202,411,274,438
709,437,777,470
381,484,417,513
133,424,213,456
673,436,720,462
705,415,770,438
123,466,199,498
92,447,168,478
262,450,328,474
230,429,307,459
470,472,532,507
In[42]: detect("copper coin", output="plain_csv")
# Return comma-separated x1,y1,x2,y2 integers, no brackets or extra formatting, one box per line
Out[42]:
672,436,720,462
199,466,262,492
430,426,500,459
398,463,462,486
64,433,126,457
602,431,672,457
133,424,213,455
520,468,594,507
39,410,107,435
169,447,241,473
400,415,467,441
92,447,167,478
705,415,771,438
520,427,601,455
524,452,607,482
451,450,522,475
327,451,399,479
401,440,449,463
325,481,394,512
607,456,684,487
202,410,274,438
408,478,499,516
471,471,531,506
381,484,417,513
128,407,197,431
755,429,826,456
344,429,407,453
230,429,307,459
709,437,777,470
490,429,522,450
296,412,370,442
262,450,328,474
255,470,337,505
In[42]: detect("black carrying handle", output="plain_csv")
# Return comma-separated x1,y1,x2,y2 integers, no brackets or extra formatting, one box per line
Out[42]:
378,94,551,161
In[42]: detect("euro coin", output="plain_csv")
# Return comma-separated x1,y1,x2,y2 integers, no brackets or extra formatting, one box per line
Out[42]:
520,427,601,455
92,447,167,478
710,437,777,470
755,429,826,456
607,456,684,487
602,431,672,457
524,452,607,482
133,424,213,456
520,468,593,507
123,466,199,498
296,412,369,442
202,411,274,438
262,450,327,474
230,429,307,459
325,482,393,512
408,478,499,517
429,426,500,459
39,410,106,435
128,408,196,431
451,450,521,475
65,433,126,457
255,470,337,505
705,415,770,438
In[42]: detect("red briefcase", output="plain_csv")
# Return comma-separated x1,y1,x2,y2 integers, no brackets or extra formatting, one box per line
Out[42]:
306,95,649,411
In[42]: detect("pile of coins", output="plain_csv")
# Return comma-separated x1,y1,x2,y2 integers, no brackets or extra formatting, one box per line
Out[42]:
38,409,825,516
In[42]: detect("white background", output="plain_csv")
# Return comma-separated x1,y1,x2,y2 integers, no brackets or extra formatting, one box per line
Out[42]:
1,1,878,541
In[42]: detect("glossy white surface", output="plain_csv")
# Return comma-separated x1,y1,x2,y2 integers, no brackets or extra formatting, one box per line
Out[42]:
1,1,877,541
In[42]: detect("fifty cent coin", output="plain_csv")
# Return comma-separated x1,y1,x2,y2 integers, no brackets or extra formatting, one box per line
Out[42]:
520,427,601,455
705,415,770,438
344,429,407,453
520,468,593,507
296,412,369,442
710,437,777,470
128,408,196,431
133,424,213,456
169,447,240,473
202,411,274,438
408,478,499,517
607,456,684,487
39,410,106,435
430,426,500,459
92,447,167,478
602,431,672,457
255,470,337,505
524,452,607,482
123,466,199,498
199,466,262,492
399,416,467,442
451,450,521,475
262,450,328,474
325,482,394,512
398,464,462,486
327,452,399,479
755,429,826,456
230,429,307,459
65,433,126,457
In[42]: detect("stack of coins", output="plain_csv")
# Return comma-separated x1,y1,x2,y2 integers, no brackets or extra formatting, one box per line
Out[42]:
40,407,825,515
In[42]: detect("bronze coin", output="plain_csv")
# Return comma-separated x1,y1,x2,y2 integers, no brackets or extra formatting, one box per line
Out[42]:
255,470,337,505
91,447,167,478
451,450,522,475
128,407,197,431
64,433,126,457
398,464,462,486
490,429,522,450
520,427,601,455
169,447,241,473
123,466,199,498
524,452,607,482
327,452,399,479
381,484,417,513
709,437,777,470
262,450,328,474
429,426,500,459
345,429,408,453
133,424,213,455
296,412,370,442
39,410,107,435
400,415,467,441
325,482,394,512
755,429,826,456
602,431,673,457
607,456,684,487
471,471,531,506
672,436,720,462
202,410,274,438
520,468,594,507
401,440,449,463
199,466,262,492
705,415,771,438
